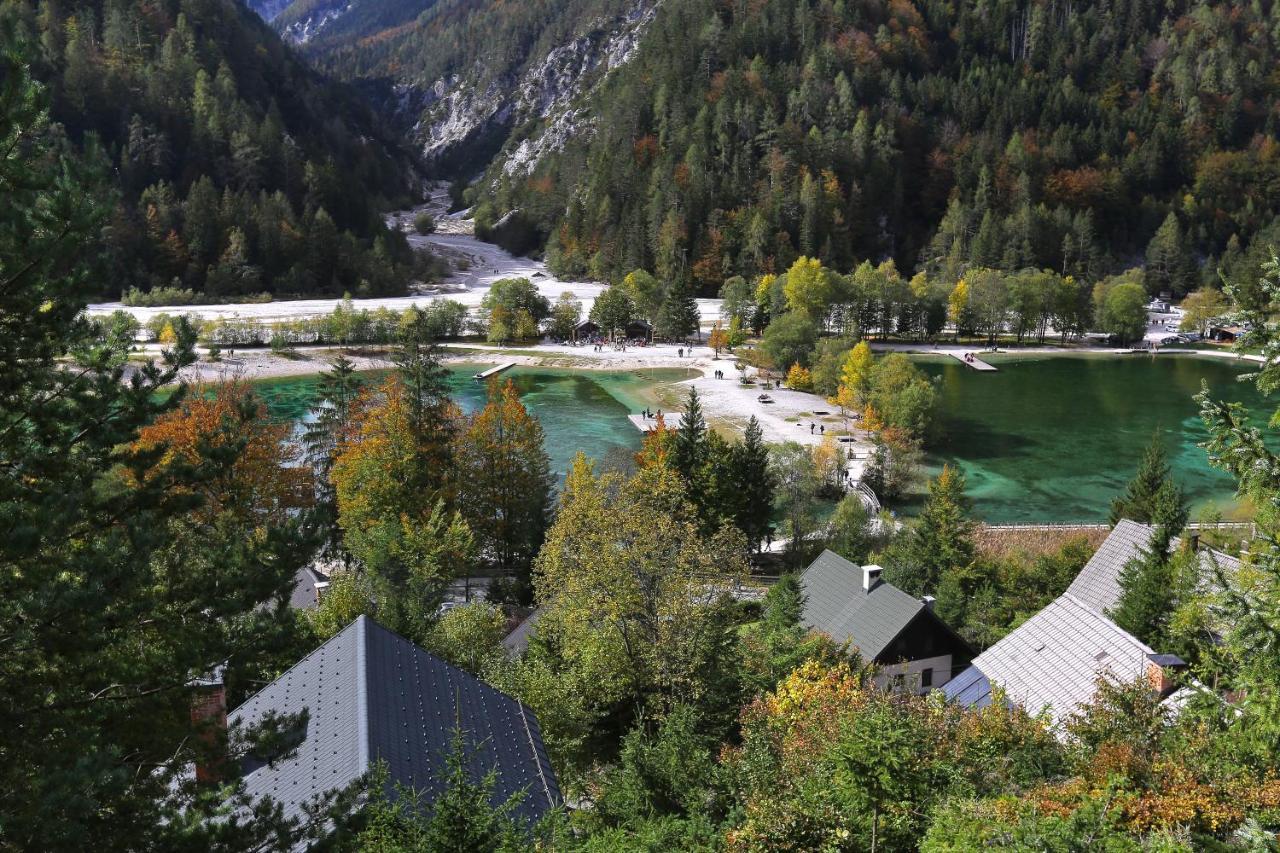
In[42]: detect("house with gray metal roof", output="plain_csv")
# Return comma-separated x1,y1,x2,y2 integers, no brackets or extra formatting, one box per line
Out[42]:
1065,519,1241,616
942,593,1189,729
502,606,544,657
799,550,974,693
942,520,1224,729
288,565,330,611
229,615,559,838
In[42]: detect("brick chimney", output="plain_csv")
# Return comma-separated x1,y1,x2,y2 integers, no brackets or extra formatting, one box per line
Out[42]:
190,666,227,784
862,564,883,592
1145,653,1185,698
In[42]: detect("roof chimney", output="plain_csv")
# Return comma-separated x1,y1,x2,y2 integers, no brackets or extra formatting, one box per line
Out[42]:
921,595,936,610
190,666,228,785
1145,653,1186,698
862,564,883,592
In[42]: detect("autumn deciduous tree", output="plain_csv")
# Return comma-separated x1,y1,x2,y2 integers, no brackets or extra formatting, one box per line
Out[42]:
454,380,553,602
782,256,835,319
1179,287,1228,336
708,321,729,356
131,382,311,524
533,456,749,720
331,377,473,636
832,340,873,415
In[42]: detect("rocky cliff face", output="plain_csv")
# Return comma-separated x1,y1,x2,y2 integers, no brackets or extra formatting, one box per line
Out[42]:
414,1,656,175
244,0,295,22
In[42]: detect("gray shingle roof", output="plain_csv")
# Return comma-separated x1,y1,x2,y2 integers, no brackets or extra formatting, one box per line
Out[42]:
502,607,544,657
230,615,559,833
943,593,1155,727
799,550,927,661
1066,520,1242,615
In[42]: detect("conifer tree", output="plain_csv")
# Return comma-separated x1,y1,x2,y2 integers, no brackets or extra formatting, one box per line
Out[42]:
672,386,710,486
656,279,700,341
1109,430,1187,527
731,416,776,551
303,356,364,560
1111,437,1192,646
455,380,553,603
886,465,975,596
0,40,318,848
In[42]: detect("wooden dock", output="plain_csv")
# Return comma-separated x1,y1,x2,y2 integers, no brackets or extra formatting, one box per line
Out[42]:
474,362,517,381
628,412,681,432
948,351,998,371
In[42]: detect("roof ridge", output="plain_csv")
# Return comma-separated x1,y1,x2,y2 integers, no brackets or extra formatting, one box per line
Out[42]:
1057,593,1156,652
228,614,363,716
355,614,370,773
516,701,557,809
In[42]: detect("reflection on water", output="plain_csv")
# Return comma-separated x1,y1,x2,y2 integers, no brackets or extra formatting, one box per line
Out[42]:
915,354,1272,523
251,365,695,477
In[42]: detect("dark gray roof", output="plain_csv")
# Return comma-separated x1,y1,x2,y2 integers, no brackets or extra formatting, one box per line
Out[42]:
1066,520,1243,615
944,593,1155,727
799,550,927,661
501,607,544,657
288,566,329,611
230,616,559,833
941,664,995,710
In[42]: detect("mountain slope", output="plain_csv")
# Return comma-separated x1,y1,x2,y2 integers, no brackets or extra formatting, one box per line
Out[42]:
258,0,653,176
472,0,1280,295
3,0,423,300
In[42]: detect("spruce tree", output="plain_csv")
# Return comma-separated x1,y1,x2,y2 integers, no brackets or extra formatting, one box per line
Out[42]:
656,279,700,341
732,416,776,551
0,42,316,848
303,355,363,560
1111,475,1192,645
673,386,710,486
1109,430,1187,526
762,572,804,630
886,465,975,596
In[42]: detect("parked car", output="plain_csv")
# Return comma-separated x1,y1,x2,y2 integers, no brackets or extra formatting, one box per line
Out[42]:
1160,335,1183,345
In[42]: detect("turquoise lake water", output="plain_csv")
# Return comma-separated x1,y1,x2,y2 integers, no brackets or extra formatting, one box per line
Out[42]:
247,354,1272,523
252,365,694,476
915,353,1273,523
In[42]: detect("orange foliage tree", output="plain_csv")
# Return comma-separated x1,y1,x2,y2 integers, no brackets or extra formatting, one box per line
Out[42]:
129,381,310,524
454,379,552,592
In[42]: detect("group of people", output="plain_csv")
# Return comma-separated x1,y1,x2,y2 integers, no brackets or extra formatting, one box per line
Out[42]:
713,369,727,379
639,408,663,420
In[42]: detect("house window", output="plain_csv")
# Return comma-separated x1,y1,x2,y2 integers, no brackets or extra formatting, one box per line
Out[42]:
920,668,933,690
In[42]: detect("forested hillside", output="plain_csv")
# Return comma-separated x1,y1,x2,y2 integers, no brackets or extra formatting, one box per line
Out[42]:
2,0,423,300
471,0,1280,296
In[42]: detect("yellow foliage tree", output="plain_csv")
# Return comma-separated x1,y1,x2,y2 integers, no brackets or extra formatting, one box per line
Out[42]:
782,256,833,318
708,321,730,356
785,362,813,391
948,280,970,340
534,456,749,714
838,341,874,405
